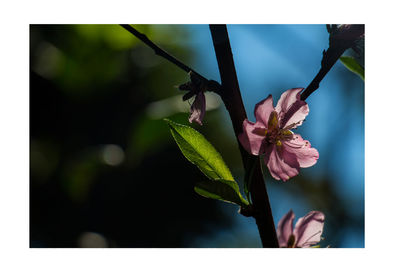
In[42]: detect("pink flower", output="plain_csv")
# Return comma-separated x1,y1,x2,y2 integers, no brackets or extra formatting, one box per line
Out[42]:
188,91,206,125
277,210,325,248
179,71,207,125
238,88,319,181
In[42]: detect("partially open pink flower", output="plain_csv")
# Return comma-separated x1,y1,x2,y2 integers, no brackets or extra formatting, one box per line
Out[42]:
188,91,206,125
238,88,319,181
179,72,207,125
277,210,325,248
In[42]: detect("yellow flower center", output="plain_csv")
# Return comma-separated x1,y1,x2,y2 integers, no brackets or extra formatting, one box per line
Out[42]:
265,111,294,146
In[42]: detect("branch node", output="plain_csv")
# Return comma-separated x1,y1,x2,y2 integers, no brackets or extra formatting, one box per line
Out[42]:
239,205,255,217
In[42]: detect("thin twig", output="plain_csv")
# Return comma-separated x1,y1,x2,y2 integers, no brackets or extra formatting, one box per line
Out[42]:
120,24,209,83
300,46,347,101
209,24,279,248
301,25,364,101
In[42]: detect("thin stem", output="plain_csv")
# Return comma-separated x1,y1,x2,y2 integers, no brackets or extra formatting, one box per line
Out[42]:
209,24,279,248
120,24,195,75
300,25,363,101
300,46,347,101
120,24,221,94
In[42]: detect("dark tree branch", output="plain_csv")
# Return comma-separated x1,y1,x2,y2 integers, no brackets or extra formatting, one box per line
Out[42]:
301,24,364,101
300,45,347,101
120,24,222,93
209,24,279,248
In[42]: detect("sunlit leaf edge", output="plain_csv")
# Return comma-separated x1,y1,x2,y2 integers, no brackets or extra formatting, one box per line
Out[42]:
340,56,364,81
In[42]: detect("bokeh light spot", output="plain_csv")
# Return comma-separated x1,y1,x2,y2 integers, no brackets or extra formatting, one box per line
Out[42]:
78,232,108,248
101,144,125,166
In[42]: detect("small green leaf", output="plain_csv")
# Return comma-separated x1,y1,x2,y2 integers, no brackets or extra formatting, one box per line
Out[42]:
194,179,249,207
165,119,234,182
340,56,364,81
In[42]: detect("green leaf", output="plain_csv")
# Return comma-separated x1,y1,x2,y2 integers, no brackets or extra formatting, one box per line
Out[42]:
194,179,249,207
340,56,364,81
165,119,235,182
165,119,248,206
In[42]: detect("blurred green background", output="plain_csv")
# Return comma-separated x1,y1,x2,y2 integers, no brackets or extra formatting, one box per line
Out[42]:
30,24,364,248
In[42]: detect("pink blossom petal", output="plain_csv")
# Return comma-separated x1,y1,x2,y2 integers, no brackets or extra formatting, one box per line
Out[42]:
281,101,309,129
280,145,301,169
282,134,319,168
293,211,325,248
275,88,308,129
238,119,266,155
265,144,300,181
277,210,295,248
189,91,206,125
254,94,274,127
275,88,303,118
